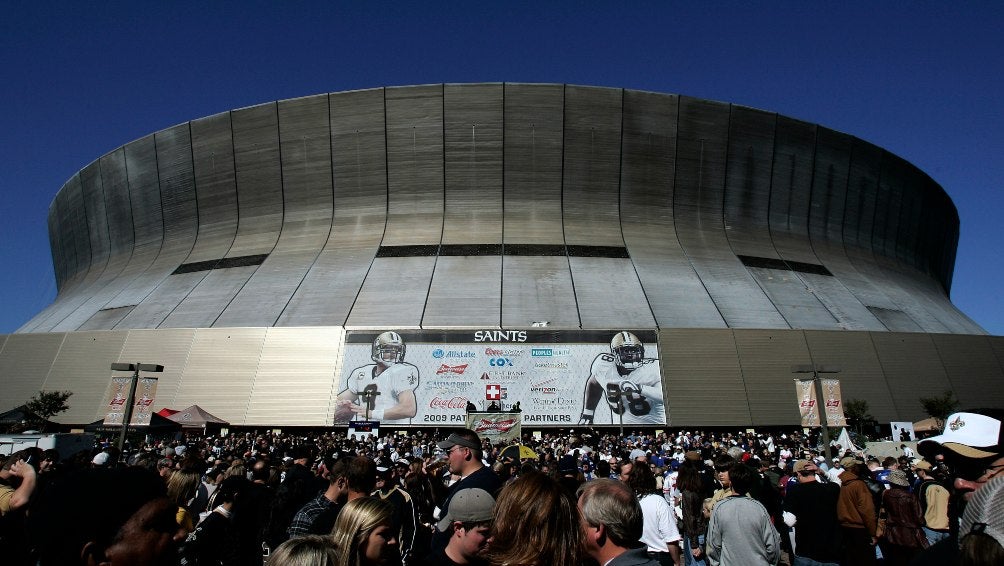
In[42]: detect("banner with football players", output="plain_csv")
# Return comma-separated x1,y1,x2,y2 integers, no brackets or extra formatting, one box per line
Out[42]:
334,329,666,427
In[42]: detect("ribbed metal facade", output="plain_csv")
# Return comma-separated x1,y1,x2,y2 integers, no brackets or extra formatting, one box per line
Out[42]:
2,84,1000,428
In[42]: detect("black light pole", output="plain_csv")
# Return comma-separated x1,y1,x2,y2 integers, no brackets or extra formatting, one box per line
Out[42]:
110,362,164,459
792,364,841,462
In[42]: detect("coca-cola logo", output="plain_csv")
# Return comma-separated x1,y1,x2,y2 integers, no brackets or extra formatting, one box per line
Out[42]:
429,397,469,409
436,364,468,375
473,418,518,433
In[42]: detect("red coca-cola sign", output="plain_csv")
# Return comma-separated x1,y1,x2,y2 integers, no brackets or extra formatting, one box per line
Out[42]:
473,418,517,433
429,396,468,409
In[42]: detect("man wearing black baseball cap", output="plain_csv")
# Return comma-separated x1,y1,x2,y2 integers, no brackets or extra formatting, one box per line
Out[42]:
429,429,503,556
912,409,1004,565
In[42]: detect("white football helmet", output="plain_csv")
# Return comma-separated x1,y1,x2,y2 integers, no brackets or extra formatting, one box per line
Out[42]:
372,331,406,364
610,331,644,370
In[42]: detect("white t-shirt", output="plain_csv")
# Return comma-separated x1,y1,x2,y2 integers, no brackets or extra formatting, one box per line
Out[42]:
639,493,682,553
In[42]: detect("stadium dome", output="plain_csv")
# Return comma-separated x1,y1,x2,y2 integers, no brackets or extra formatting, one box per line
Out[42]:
2,84,1001,428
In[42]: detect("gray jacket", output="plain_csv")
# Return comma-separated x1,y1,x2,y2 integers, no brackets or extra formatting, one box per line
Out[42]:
706,495,780,566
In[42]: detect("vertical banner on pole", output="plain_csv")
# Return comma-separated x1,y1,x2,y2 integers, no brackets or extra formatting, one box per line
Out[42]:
796,380,820,427
103,377,132,426
102,376,160,426
821,379,847,427
131,377,160,426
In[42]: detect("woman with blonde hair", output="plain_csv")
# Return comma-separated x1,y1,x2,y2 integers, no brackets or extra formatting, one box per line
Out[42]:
329,496,398,566
166,468,201,532
488,471,582,565
268,535,339,566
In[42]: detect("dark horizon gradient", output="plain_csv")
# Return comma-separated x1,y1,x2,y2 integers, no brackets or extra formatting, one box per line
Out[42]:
2,2,1001,334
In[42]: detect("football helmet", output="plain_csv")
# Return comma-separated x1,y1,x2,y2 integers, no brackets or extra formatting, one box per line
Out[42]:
372,331,406,364
610,331,644,370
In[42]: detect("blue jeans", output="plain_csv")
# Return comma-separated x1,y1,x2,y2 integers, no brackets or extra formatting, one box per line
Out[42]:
683,535,707,566
923,527,950,547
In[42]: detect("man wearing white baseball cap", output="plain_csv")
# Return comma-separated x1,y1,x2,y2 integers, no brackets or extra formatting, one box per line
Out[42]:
913,409,1004,565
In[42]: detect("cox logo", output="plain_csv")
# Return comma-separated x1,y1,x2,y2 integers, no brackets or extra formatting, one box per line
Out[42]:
489,358,513,367
432,349,445,358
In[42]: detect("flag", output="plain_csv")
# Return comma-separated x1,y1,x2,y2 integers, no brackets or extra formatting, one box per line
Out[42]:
820,378,847,427
796,380,819,427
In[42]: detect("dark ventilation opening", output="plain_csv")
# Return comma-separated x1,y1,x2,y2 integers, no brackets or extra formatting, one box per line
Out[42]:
172,254,269,275
504,244,566,256
567,245,630,258
440,244,503,256
373,244,631,258
375,245,440,257
737,255,832,276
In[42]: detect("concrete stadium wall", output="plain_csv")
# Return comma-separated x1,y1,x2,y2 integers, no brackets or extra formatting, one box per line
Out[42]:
24,84,981,335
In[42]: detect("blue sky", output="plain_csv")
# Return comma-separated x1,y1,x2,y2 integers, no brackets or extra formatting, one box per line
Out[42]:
2,2,1001,335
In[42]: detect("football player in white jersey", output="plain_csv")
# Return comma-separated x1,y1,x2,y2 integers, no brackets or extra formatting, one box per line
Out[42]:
578,331,665,425
336,331,420,424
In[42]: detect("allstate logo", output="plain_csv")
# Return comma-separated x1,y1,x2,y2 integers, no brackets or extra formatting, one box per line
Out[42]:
432,349,445,359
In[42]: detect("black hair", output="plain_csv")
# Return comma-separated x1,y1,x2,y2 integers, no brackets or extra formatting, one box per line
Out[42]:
728,462,756,495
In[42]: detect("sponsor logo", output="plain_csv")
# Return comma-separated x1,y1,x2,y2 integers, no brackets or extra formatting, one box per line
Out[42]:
534,361,569,369
489,357,514,367
531,397,577,407
436,364,469,375
484,347,524,357
472,418,519,433
531,347,572,357
426,380,475,389
474,330,527,343
433,349,476,359
524,414,573,423
480,370,526,381
529,385,558,394
429,397,469,410
486,384,502,400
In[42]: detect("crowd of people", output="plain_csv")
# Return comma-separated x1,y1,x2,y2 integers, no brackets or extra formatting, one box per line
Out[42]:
1,410,1004,565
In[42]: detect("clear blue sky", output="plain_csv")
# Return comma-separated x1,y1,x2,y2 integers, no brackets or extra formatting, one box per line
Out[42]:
2,2,1001,335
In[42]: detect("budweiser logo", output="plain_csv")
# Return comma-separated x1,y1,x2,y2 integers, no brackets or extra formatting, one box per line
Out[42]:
429,397,468,409
473,418,517,433
437,364,468,375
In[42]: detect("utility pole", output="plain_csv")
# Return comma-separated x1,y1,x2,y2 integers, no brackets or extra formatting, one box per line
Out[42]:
792,364,841,462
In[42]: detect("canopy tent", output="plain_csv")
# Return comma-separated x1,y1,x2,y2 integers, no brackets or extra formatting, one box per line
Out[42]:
83,412,182,434
832,427,860,453
166,405,229,430
0,405,59,432
156,408,180,418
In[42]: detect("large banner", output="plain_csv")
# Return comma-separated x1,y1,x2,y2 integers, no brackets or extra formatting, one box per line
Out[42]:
795,380,819,427
890,421,916,442
102,376,159,426
820,378,847,427
333,330,665,427
795,378,847,428
466,412,522,443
